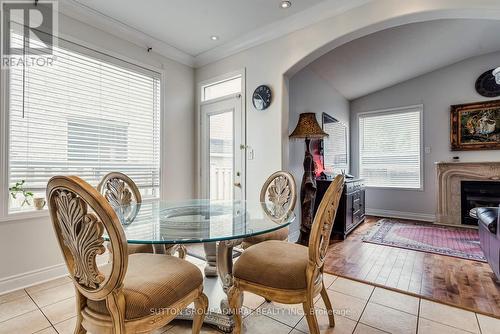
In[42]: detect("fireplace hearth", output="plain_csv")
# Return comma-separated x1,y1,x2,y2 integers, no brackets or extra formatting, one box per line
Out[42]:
461,181,500,225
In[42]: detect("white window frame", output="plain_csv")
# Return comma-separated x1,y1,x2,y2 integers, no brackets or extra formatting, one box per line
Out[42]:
200,74,242,102
357,104,424,191
0,33,166,222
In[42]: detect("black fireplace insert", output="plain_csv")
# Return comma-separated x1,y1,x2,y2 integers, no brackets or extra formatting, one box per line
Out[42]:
461,181,500,225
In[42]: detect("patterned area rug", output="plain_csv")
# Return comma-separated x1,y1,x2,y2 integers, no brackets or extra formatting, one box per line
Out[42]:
363,219,486,262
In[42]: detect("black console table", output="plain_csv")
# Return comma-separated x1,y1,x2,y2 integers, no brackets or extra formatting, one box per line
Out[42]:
313,178,366,240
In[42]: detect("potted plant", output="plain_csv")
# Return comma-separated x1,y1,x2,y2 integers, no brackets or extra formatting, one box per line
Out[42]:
9,180,34,208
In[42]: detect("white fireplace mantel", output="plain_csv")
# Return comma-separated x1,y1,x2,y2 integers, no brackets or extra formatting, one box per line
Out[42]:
436,161,500,225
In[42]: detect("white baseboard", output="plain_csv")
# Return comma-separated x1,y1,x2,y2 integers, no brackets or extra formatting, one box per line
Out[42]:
0,263,68,294
0,255,109,294
366,208,436,222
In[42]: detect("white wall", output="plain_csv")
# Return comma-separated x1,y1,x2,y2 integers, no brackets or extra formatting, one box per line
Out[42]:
0,13,195,292
350,51,500,220
195,0,500,212
288,69,349,234
3,0,500,292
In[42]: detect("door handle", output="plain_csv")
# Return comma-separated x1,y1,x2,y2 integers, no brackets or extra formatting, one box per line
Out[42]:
234,182,241,188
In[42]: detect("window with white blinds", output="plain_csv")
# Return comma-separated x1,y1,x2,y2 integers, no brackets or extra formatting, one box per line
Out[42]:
7,31,161,213
323,120,349,174
358,106,422,189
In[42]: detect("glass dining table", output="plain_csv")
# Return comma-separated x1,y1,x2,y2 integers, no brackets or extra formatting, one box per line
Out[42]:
109,199,295,332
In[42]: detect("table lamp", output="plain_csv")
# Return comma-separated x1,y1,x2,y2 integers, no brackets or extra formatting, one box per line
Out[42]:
289,113,328,245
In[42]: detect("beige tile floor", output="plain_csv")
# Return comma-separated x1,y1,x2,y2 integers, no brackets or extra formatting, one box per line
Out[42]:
1,257,499,334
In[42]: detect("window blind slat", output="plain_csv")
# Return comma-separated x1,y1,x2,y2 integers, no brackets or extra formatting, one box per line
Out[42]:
8,32,161,213
323,121,348,173
359,107,422,189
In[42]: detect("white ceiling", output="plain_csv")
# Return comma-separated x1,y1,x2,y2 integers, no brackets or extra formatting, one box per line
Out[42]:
307,19,500,100
72,0,327,56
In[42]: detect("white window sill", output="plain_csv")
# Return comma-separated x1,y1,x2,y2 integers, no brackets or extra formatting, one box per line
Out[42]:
0,196,161,223
0,209,49,223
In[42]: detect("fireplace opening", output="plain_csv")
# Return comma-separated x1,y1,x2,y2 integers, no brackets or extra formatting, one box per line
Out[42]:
461,181,500,225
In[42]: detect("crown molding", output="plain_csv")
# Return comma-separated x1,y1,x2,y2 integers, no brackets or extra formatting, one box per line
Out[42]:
58,0,371,69
193,0,371,68
58,0,195,67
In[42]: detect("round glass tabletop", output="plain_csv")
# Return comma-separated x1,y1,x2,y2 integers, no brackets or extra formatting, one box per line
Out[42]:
107,199,294,244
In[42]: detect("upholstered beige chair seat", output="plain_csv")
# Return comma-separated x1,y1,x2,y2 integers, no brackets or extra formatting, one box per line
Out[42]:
241,228,289,249
48,176,207,333
229,175,344,334
234,240,318,290
87,254,203,320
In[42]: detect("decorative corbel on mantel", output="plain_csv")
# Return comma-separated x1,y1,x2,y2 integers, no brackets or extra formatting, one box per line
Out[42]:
436,161,500,225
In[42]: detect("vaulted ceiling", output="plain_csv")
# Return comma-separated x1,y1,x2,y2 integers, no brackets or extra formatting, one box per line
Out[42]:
306,19,500,100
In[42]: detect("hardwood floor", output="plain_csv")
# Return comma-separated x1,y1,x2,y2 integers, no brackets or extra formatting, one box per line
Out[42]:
324,216,500,318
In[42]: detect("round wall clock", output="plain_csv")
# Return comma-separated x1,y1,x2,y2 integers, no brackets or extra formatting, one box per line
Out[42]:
252,85,272,110
475,69,500,97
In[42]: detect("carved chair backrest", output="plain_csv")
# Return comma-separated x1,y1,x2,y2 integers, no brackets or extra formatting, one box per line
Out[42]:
260,171,297,223
308,175,344,270
47,176,128,300
97,172,142,207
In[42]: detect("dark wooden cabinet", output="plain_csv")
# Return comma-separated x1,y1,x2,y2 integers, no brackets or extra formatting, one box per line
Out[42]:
313,178,366,240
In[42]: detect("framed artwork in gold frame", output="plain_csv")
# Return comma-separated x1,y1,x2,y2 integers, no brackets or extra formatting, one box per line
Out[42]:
451,100,500,151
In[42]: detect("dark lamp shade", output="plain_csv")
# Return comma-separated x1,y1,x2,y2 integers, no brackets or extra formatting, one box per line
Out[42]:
289,113,328,139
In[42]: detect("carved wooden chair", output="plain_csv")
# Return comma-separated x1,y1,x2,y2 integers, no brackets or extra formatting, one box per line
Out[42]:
97,172,186,258
241,171,297,249
228,175,345,334
47,175,208,334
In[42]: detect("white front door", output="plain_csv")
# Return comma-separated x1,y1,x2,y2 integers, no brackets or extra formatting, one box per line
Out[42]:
200,94,244,201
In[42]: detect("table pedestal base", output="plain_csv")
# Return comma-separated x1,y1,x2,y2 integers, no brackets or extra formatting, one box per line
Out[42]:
203,242,218,277
177,240,243,332
177,308,233,333
215,239,243,331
